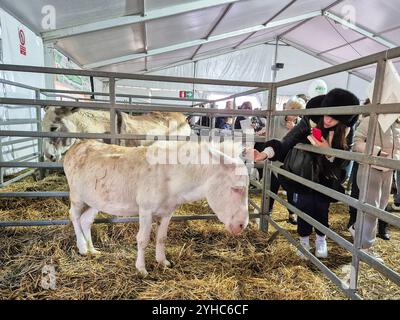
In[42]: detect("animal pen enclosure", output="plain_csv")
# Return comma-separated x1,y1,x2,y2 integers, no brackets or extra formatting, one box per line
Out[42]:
0,46,400,299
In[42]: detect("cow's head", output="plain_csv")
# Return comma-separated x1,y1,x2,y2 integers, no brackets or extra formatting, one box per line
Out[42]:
42,107,80,162
205,144,249,235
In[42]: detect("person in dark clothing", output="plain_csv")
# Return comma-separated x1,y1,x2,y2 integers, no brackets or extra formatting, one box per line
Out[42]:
234,101,254,129
254,96,306,225
196,104,210,127
215,101,233,130
249,89,360,259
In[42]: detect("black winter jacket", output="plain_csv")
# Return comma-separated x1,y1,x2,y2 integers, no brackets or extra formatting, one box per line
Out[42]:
265,116,353,200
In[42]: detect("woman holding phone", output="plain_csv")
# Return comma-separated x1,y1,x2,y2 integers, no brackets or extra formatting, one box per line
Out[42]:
249,89,359,259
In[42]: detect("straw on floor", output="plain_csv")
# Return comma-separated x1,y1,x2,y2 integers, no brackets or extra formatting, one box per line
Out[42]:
0,173,399,299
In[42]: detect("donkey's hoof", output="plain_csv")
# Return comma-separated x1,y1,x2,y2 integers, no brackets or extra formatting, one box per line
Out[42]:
89,248,101,255
137,268,149,278
160,259,171,268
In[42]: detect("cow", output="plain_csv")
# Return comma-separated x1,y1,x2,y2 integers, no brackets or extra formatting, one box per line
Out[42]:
42,107,191,162
63,139,249,277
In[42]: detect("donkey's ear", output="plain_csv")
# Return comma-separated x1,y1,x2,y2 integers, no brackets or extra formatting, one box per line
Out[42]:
54,107,80,116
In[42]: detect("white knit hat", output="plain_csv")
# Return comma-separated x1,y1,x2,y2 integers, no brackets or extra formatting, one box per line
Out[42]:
285,96,306,110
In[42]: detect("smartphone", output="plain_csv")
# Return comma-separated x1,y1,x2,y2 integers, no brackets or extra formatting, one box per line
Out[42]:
312,128,322,142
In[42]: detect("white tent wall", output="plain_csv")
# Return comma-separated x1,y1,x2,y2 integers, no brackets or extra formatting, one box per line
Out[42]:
274,44,370,101
117,42,370,109
0,8,45,176
115,64,196,106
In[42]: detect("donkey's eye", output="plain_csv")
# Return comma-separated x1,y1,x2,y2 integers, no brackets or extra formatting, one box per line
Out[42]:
50,126,58,132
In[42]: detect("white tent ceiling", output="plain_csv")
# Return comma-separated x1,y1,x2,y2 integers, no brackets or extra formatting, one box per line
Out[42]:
1,0,399,77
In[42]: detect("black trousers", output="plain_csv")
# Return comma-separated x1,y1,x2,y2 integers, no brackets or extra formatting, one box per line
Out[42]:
254,142,267,179
294,192,330,237
348,162,359,227
269,173,294,215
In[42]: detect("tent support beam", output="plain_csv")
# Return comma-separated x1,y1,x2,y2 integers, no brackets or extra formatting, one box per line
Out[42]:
280,38,373,82
233,0,298,49
277,0,345,38
190,2,234,61
42,0,240,42
139,40,284,74
83,11,322,69
323,11,397,49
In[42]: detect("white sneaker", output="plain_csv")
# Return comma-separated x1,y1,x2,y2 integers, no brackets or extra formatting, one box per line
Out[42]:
348,225,355,238
296,240,311,260
315,238,328,258
361,248,384,263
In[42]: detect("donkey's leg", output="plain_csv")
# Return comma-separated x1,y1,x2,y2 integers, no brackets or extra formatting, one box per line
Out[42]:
80,207,99,255
135,211,153,277
156,215,172,267
69,200,88,255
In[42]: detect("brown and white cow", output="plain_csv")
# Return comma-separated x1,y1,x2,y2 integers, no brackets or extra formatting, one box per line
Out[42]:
42,107,191,162
63,140,249,276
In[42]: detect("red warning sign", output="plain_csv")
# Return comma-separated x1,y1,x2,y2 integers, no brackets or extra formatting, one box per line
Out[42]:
19,28,26,56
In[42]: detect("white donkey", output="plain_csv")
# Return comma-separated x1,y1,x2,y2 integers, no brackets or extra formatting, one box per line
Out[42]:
42,107,190,162
63,140,249,276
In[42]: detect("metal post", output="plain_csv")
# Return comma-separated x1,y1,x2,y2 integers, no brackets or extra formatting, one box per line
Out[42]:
231,97,237,135
128,97,133,115
192,61,197,107
35,90,45,180
0,135,4,186
260,38,280,232
43,43,56,90
346,73,351,90
272,38,280,82
260,85,277,232
109,77,117,145
350,58,387,292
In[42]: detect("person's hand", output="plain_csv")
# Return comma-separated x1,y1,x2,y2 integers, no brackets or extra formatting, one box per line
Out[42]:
380,151,389,157
253,149,268,161
257,128,266,136
307,135,330,148
244,148,268,162
286,121,295,130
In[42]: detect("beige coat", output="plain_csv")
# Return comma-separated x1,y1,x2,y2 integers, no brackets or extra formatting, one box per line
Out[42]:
353,116,400,171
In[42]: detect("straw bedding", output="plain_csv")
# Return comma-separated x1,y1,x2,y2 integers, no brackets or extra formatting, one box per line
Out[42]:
0,173,399,300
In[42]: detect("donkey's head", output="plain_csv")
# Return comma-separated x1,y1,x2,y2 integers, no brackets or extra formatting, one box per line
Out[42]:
42,107,80,162
205,143,249,235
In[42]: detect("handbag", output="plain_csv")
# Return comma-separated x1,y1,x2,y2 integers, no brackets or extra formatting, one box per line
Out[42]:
278,147,318,194
282,147,317,181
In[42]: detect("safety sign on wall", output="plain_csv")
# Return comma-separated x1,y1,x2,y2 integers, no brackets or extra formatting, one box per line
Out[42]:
18,28,26,56
179,90,193,99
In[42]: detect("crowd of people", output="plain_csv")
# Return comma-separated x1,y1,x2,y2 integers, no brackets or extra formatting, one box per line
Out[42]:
247,88,399,261
185,90,398,262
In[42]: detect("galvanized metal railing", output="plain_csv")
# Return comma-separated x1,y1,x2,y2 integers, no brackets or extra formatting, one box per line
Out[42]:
0,65,269,217
1,46,400,299
257,47,400,300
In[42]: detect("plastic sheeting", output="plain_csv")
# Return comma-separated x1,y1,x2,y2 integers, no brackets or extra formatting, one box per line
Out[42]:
1,0,399,76
117,41,370,108
0,8,45,175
